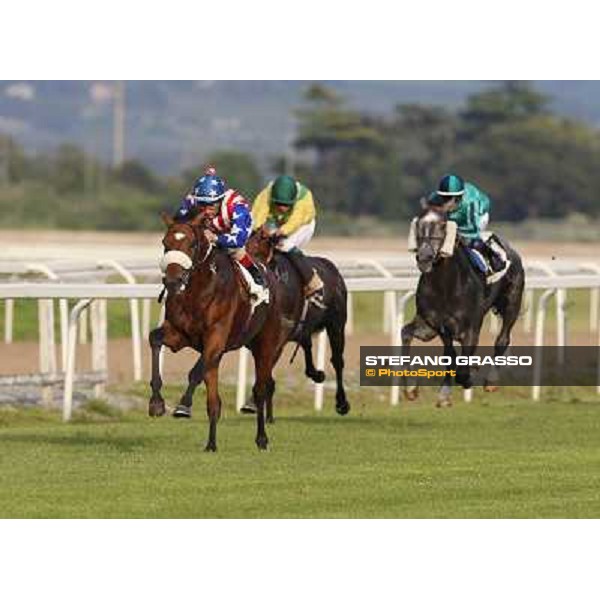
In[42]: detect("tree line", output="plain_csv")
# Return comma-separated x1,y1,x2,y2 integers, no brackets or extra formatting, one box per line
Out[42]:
1,81,599,230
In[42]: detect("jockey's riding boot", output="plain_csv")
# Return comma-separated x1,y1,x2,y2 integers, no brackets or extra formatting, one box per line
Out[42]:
487,249,506,273
287,249,324,299
471,239,506,273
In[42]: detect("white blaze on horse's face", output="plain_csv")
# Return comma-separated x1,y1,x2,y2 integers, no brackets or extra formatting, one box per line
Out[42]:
161,226,195,293
416,209,447,273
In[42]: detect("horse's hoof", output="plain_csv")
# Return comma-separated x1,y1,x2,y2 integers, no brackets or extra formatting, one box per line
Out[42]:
204,443,217,452
404,389,419,402
308,370,325,384
148,401,166,417
256,437,269,451
436,398,453,408
240,402,257,414
172,404,192,418
336,402,350,416
484,384,499,393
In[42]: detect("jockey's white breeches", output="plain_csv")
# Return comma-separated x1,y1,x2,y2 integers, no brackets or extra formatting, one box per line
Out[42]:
277,220,316,252
479,212,489,232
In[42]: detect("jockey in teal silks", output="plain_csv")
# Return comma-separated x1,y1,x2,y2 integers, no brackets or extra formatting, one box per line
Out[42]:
427,174,506,273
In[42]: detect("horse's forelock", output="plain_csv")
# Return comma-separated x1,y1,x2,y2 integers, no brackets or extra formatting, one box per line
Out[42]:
420,209,444,224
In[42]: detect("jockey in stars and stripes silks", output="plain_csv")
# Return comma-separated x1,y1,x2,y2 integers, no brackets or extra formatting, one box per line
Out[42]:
175,166,267,291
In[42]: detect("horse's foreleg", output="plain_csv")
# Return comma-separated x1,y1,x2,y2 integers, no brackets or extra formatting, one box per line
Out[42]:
326,320,350,416
148,327,166,417
456,330,479,390
203,360,222,452
265,378,276,424
302,336,325,383
402,316,436,401
173,355,204,418
251,369,270,451
438,331,456,407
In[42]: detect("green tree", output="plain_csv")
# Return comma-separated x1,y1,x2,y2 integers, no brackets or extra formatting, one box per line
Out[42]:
385,104,459,215
455,115,600,219
0,135,29,184
114,159,163,194
295,83,386,215
50,144,88,194
460,81,549,140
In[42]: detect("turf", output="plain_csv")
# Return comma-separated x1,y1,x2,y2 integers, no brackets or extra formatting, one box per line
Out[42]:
1,386,600,518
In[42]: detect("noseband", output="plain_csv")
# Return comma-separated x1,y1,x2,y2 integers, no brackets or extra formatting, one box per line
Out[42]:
162,223,215,292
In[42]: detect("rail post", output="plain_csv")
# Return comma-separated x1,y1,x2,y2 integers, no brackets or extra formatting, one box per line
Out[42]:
579,262,600,333
4,298,13,343
313,330,328,411
236,348,251,412
523,289,534,333
532,289,557,401
346,292,354,335
142,298,152,341
63,299,92,421
390,290,415,406
26,263,69,370
91,300,107,398
38,297,57,405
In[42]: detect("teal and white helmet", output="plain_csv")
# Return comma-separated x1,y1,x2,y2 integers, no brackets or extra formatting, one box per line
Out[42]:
430,174,465,205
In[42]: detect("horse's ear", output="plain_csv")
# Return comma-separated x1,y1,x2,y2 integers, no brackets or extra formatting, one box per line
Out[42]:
419,196,429,210
161,212,174,227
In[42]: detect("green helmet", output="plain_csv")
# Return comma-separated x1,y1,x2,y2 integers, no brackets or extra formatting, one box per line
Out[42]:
271,175,298,206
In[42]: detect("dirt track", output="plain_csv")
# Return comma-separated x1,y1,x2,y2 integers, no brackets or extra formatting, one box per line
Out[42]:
2,229,599,259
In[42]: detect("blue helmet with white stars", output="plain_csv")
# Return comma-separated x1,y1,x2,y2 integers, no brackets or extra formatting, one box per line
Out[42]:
191,166,226,205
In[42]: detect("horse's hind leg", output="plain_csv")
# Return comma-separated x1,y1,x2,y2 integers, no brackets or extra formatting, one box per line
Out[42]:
485,278,524,391
250,331,287,448
302,336,325,384
173,355,204,418
148,327,166,417
326,320,350,416
250,358,273,451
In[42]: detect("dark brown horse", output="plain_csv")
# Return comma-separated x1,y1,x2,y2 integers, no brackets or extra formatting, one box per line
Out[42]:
148,213,292,451
246,226,350,416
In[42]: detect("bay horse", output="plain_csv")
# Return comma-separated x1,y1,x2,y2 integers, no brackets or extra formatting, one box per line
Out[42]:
246,226,350,417
402,207,525,404
148,213,292,451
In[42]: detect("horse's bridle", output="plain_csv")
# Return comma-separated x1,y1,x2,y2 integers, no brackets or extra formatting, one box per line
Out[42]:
161,222,215,295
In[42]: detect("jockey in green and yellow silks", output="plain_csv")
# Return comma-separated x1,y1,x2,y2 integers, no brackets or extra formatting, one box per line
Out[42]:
252,175,324,298
428,174,505,272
